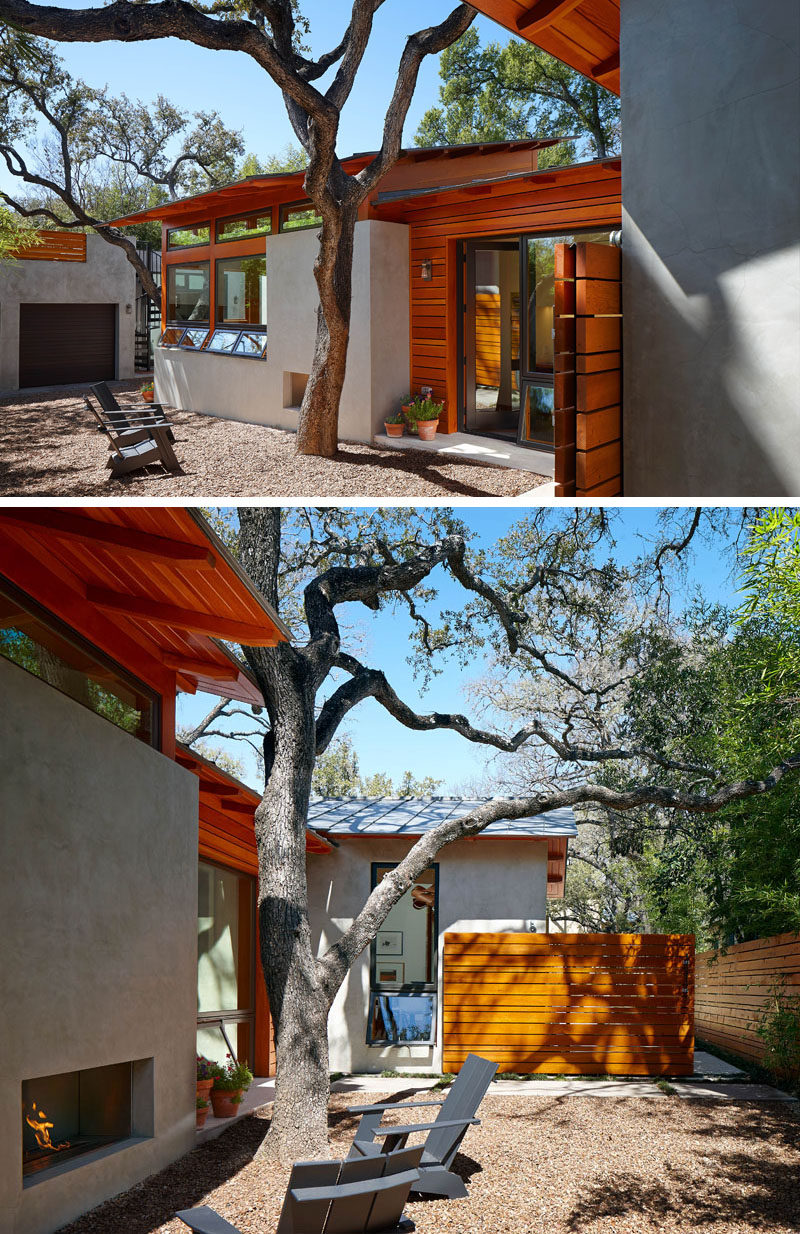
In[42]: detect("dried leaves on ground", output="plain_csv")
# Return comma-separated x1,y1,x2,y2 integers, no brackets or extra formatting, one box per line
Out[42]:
0,384,545,499
55,1091,800,1234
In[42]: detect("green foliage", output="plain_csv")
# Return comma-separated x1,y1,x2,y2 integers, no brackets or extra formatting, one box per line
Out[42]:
312,735,442,798
414,28,620,160
402,397,443,432
0,204,40,262
756,979,800,1083
211,1057,253,1092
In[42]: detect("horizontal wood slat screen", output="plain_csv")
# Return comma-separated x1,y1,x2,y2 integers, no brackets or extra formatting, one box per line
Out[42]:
443,932,694,1075
554,241,622,496
695,932,800,1062
14,231,87,262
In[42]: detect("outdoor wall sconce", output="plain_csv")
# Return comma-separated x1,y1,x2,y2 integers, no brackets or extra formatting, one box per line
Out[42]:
420,258,433,280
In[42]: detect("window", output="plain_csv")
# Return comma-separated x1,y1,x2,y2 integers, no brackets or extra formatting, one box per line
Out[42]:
523,231,610,377
234,330,268,357
368,863,437,1045
0,575,159,747
179,327,209,349
216,255,267,326
197,862,255,1068
216,211,272,243
279,201,322,232
159,327,185,346
166,223,210,250
206,328,243,354
518,383,555,448
166,261,210,324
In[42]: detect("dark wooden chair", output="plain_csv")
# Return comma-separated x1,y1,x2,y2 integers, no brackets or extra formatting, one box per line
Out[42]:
90,380,175,441
83,397,181,477
176,1145,422,1234
347,1053,498,1199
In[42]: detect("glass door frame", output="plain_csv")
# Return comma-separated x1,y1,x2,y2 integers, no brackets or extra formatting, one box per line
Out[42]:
458,238,522,443
197,857,257,1067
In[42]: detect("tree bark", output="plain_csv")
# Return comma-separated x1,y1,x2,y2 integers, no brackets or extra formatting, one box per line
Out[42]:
296,205,357,458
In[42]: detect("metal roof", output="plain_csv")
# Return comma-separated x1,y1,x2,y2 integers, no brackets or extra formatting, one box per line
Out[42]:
373,153,619,206
307,797,577,838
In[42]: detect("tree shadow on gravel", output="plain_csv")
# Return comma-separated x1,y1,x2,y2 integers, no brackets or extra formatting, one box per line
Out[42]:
567,1151,800,1231
54,1111,271,1234
334,443,538,499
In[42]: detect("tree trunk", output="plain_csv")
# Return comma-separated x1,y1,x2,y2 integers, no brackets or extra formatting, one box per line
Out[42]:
254,652,332,1161
296,207,357,458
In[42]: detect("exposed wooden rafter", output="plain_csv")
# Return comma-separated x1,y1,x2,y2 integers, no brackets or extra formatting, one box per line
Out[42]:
85,586,281,645
162,653,241,681
592,50,620,82
0,509,216,569
516,0,584,35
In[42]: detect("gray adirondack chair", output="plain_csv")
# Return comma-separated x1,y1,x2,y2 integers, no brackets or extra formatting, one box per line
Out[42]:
83,397,181,477
347,1053,498,1200
90,380,176,441
176,1144,422,1234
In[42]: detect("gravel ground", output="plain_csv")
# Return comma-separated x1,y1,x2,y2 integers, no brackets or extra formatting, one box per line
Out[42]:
0,383,544,499
55,1091,800,1234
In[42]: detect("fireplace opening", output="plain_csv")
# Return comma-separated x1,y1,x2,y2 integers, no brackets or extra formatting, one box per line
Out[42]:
22,1062,134,1181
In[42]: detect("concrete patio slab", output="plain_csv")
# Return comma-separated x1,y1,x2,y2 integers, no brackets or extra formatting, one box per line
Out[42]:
693,1049,747,1077
373,430,555,478
670,1080,797,1101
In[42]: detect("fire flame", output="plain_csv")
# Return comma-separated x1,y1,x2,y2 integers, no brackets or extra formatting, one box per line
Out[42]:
25,1101,70,1152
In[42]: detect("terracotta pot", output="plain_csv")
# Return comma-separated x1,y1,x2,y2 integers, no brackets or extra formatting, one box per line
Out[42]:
196,1105,209,1128
385,422,405,437
417,419,438,441
211,1088,243,1118
141,390,154,402
196,1078,214,1102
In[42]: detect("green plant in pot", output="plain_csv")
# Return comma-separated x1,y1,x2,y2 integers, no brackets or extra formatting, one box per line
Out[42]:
210,1056,253,1118
140,380,154,403
384,409,406,438
196,1094,210,1128
403,395,443,440
196,1054,216,1104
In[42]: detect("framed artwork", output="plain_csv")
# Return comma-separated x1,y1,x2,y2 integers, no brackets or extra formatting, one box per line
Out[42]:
377,962,404,984
376,930,403,956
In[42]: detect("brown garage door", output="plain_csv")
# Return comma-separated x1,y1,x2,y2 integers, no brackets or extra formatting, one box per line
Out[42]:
19,303,116,388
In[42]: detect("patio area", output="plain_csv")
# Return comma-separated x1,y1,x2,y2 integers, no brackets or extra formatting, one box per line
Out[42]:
0,382,549,499
54,1085,800,1234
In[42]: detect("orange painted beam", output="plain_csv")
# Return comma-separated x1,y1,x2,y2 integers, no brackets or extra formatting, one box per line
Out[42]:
0,509,216,569
161,653,241,681
516,0,583,35
86,586,282,645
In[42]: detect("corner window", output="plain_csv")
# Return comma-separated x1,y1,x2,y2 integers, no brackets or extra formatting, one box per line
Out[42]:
279,200,322,232
216,255,267,326
216,212,272,243
0,575,159,747
166,223,210,250
167,261,210,324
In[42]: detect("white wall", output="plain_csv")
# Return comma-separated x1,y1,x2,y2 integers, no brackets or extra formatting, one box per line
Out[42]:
155,220,410,443
307,836,548,1074
0,235,136,392
0,658,198,1234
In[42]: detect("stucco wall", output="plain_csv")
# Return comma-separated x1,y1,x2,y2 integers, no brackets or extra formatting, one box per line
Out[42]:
0,235,136,392
0,657,198,1234
307,836,548,1074
621,0,800,496
155,219,410,443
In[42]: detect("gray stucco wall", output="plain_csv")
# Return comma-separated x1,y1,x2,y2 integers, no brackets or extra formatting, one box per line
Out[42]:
621,0,800,496
0,658,198,1234
0,235,137,393
155,219,410,443
307,836,548,1074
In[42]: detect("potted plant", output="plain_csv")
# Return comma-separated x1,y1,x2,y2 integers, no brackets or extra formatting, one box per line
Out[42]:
210,1056,253,1118
196,1095,210,1129
403,395,443,441
196,1054,216,1105
140,381,155,403
384,410,406,438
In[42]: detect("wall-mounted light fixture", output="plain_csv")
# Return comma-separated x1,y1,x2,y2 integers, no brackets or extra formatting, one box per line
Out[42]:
420,258,433,281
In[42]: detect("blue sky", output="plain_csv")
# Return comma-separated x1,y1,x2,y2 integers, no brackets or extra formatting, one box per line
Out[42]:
177,507,745,796
4,3,511,185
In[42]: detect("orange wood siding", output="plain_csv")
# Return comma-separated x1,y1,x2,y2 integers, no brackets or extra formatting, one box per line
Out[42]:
14,231,87,262
399,162,621,433
555,239,622,495
443,932,694,1075
695,933,800,1062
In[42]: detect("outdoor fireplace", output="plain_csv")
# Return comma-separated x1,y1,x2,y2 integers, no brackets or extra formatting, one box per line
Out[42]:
22,1062,133,1183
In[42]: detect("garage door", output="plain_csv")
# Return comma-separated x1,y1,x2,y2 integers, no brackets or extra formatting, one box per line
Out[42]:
18,303,116,388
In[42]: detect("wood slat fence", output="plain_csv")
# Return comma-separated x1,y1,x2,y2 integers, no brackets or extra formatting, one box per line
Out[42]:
695,932,800,1061
443,932,694,1075
13,231,87,262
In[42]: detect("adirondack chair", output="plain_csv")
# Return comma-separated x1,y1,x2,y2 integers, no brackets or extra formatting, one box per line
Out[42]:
90,380,176,441
83,397,181,477
176,1144,422,1234
347,1053,498,1199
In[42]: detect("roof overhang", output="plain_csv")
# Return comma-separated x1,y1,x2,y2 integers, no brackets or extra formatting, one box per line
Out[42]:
469,0,620,94
177,743,333,854
0,507,288,704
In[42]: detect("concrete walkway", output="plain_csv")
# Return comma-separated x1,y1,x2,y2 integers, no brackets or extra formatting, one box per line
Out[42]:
373,430,555,480
196,1052,795,1142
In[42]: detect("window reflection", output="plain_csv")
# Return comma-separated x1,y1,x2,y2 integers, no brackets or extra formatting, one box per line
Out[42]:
167,262,210,324
216,256,267,326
